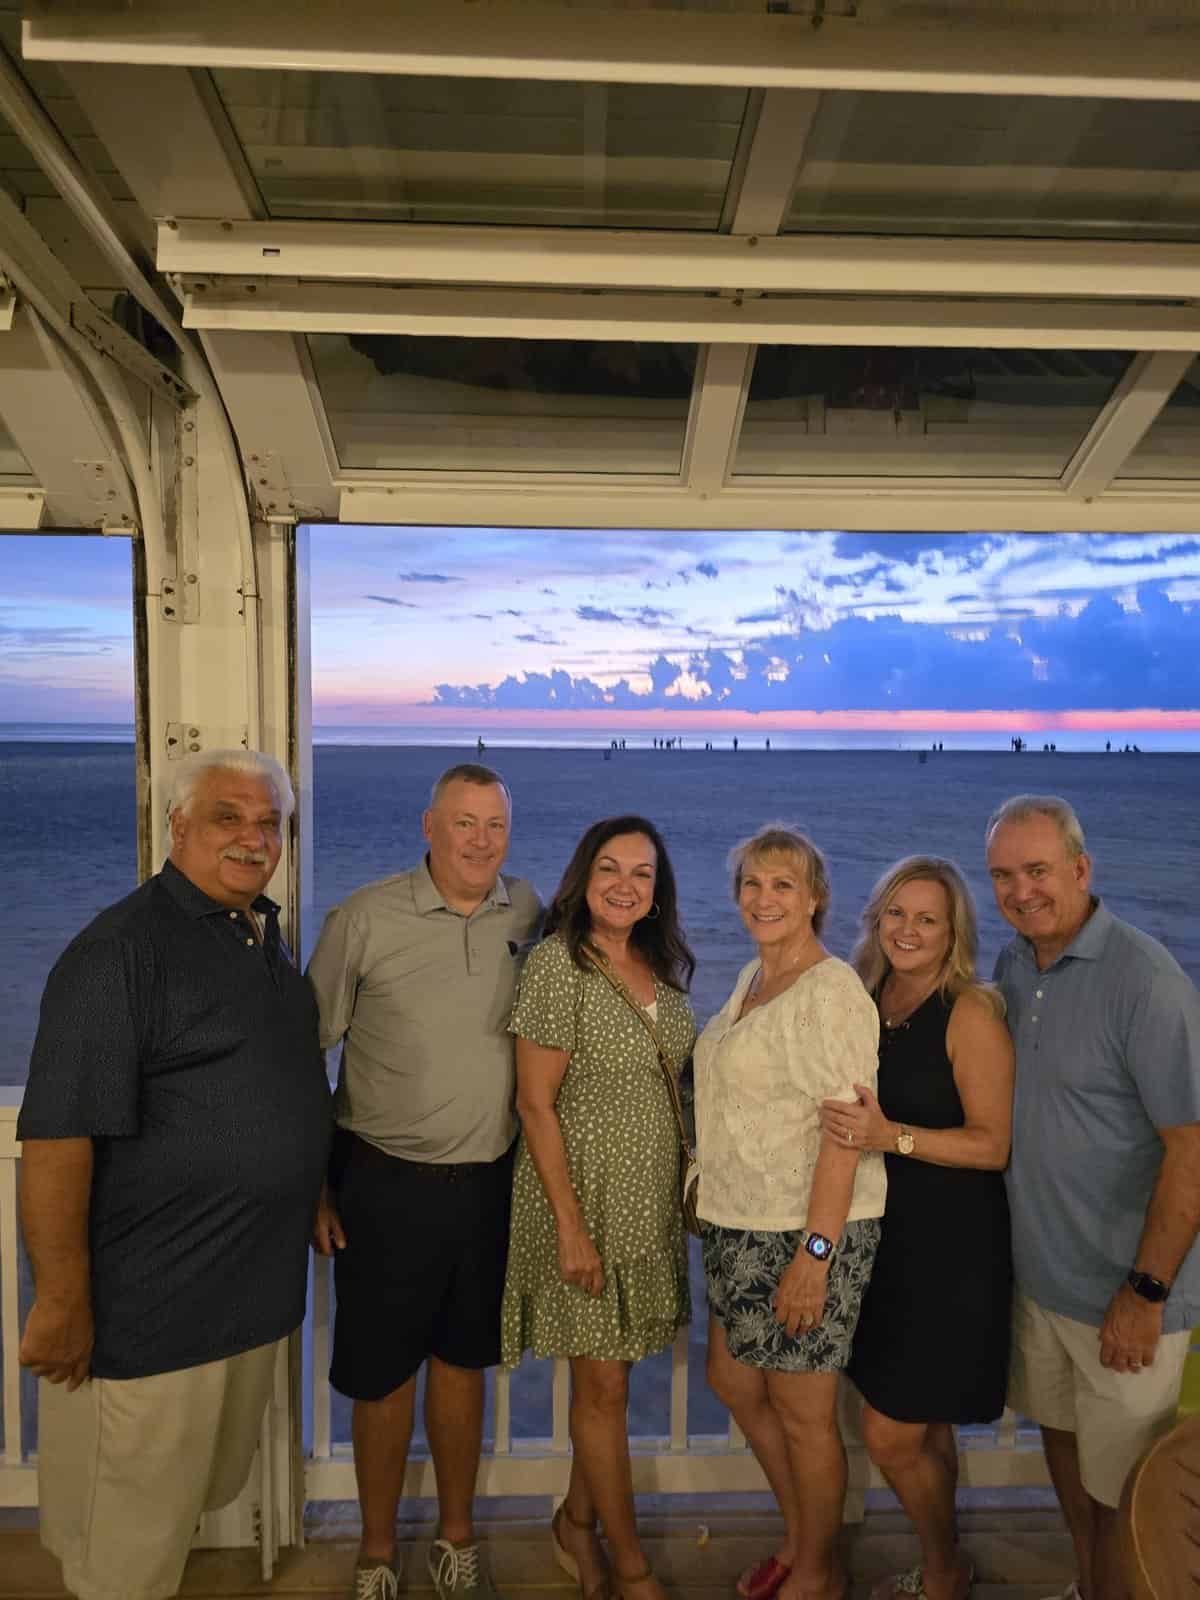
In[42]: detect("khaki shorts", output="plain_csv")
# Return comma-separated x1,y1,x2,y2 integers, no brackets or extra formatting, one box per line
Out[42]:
1008,1292,1190,1508
38,1340,278,1600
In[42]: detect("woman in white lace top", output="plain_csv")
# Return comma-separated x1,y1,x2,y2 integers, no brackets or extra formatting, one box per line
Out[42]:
694,825,885,1600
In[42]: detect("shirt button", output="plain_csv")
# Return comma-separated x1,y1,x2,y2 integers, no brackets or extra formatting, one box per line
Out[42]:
1031,1014,1038,1022
245,937,255,946
1035,989,1044,998
229,911,238,919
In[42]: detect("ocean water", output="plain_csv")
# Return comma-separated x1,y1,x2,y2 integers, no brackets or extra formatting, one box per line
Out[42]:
3,739,1199,1447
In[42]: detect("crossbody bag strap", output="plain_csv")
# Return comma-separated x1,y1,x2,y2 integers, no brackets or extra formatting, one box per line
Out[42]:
580,943,693,1157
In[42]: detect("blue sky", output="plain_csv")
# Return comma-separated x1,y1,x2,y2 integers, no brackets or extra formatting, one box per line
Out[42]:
1,529,1199,734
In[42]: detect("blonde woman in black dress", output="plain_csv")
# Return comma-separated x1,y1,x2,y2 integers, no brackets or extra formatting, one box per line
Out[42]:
819,857,1013,1600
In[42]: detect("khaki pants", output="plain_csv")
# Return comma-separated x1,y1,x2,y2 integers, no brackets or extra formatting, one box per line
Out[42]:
38,1340,278,1600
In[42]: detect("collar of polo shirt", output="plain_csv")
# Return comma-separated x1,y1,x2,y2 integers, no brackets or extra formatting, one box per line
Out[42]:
413,853,511,915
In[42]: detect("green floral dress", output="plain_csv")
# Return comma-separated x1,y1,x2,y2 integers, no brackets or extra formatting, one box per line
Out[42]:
501,933,696,1364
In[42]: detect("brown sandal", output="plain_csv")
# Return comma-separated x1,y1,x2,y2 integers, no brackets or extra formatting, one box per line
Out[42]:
615,1566,661,1600
552,1505,613,1600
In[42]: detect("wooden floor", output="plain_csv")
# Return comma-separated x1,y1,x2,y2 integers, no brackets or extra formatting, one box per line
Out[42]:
0,1499,1073,1600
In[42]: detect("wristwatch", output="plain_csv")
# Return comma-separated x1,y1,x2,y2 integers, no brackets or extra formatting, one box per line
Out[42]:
1127,1269,1170,1303
802,1230,835,1262
895,1125,916,1156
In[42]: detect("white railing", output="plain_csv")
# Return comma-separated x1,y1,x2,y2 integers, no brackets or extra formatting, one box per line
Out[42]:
0,1088,35,1507
1,1092,1050,1532
306,1249,1050,1508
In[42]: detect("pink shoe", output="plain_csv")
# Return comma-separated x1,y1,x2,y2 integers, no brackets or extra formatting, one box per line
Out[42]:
736,1555,792,1600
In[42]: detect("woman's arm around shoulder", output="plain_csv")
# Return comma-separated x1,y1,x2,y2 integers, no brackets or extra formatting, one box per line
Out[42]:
819,983,1012,1170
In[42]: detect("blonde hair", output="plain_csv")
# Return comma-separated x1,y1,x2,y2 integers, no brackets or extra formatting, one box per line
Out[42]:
727,823,831,936
853,854,1004,1017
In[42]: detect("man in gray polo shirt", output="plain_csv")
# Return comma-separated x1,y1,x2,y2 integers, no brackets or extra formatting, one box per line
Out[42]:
987,794,1200,1600
308,763,541,1600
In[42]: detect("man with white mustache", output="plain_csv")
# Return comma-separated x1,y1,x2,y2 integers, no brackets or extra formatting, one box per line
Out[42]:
987,794,1200,1600
18,749,332,1600
308,763,542,1600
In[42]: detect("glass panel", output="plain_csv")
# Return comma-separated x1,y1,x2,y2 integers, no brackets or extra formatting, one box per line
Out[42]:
785,92,1200,242
1120,357,1200,479
212,69,747,228
733,346,1130,479
308,334,697,473
0,12,135,207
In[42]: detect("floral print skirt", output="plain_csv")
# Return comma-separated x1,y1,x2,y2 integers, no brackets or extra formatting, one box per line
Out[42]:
702,1218,881,1374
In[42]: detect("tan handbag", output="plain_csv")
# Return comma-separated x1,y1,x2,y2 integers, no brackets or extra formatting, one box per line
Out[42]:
581,943,701,1237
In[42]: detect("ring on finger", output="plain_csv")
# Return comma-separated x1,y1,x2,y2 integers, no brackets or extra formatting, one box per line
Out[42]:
845,1128,854,1144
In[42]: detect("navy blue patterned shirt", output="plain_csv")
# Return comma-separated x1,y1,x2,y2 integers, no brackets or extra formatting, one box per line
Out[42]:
18,860,332,1378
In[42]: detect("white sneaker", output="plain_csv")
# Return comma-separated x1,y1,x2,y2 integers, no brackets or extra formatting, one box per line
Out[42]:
428,1537,498,1598
352,1558,399,1600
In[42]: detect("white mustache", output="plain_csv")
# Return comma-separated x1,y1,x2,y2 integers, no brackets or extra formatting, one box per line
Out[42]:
222,847,268,865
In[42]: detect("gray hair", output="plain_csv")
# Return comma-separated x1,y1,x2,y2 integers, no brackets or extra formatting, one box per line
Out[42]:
727,822,832,936
429,762,510,809
985,794,1086,858
166,749,295,830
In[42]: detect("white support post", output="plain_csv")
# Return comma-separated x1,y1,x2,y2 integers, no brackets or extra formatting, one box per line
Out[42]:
726,89,819,236
683,345,752,495
1061,350,1196,500
177,281,1200,353
24,1,1200,101
157,218,1200,301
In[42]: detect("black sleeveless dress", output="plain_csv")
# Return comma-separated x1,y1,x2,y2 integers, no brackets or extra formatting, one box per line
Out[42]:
848,991,1011,1423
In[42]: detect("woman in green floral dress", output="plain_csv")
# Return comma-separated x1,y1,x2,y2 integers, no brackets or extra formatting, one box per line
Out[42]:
502,814,695,1600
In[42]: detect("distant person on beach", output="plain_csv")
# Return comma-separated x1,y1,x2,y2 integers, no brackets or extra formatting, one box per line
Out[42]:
820,857,1013,1600
501,816,695,1600
308,763,542,1600
987,795,1200,1600
18,750,332,1600
693,825,885,1600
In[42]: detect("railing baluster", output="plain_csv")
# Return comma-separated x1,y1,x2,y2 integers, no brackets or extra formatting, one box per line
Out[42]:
311,1253,332,1460
493,1366,511,1456
551,1358,570,1453
669,1328,688,1450
0,1143,22,1468
728,1416,746,1449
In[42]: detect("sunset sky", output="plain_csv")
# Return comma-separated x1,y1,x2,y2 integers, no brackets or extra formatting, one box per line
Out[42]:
2,528,1199,741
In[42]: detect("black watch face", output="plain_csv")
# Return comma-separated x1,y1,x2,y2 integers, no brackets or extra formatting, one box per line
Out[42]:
1129,1270,1169,1303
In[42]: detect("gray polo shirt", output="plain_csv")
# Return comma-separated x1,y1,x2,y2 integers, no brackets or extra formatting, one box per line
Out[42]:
996,899,1200,1334
308,859,543,1163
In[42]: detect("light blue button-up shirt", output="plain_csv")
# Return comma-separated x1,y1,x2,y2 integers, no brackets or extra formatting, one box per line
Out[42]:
996,899,1200,1334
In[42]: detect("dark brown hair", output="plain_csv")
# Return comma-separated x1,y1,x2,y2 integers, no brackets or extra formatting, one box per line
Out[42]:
544,815,695,990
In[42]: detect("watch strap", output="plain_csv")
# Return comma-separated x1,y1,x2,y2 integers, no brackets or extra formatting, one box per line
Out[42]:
1127,1268,1170,1303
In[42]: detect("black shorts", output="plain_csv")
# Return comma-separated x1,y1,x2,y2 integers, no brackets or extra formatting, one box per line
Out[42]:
328,1130,515,1401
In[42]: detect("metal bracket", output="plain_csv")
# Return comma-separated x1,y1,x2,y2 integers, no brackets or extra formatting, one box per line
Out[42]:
245,448,298,523
70,298,195,408
165,722,249,758
160,569,199,622
165,721,204,758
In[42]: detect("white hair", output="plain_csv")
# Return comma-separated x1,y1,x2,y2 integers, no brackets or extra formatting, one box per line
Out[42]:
166,749,294,830
985,793,1086,859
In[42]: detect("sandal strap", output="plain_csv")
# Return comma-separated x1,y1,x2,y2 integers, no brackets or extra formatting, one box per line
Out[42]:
558,1503,599,1532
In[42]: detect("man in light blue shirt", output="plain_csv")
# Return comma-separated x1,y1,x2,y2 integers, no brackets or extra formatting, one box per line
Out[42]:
988,794,1200,1600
